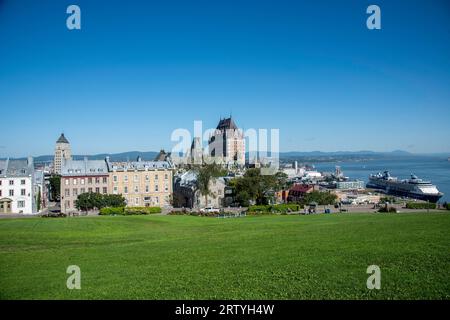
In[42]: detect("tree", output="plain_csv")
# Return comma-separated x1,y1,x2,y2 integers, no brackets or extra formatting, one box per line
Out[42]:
193,163,226,208
301,191,337,206
232,168,287,206
75,192,126,213
49,175,61,201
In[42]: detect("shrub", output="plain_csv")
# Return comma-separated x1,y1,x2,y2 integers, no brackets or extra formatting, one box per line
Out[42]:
447,203,450,210
99,207,125,215
378,206,397,213
406,202,436,210
124,207,162,215
100,206,161,215
248,204,301,215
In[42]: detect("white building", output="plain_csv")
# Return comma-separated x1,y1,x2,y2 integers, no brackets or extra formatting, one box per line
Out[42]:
0,157,40,214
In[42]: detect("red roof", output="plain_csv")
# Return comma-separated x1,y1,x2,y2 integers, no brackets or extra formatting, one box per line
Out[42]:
290,184,314,193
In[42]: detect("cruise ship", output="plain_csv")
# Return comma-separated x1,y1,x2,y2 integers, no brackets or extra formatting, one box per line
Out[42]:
366,171,443,202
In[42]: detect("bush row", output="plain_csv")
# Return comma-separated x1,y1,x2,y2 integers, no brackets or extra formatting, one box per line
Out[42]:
405,202,436,210
248,204,302,214
99,206,162,215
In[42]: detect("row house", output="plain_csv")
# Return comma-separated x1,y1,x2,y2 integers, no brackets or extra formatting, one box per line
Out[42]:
60,158,109,214
108,157,173,208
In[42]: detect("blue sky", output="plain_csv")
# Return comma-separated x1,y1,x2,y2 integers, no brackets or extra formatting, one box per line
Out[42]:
0,0,449,157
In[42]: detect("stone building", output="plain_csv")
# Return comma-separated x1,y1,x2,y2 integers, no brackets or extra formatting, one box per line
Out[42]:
208,117,245,166
109,158,173,208
60,158,109,214
54,133,72,174
173,170,226,209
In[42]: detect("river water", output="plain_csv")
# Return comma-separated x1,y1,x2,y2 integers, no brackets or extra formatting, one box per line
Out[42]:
311,156,450,203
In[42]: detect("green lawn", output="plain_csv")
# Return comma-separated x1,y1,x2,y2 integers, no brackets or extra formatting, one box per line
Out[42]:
0,213,449,299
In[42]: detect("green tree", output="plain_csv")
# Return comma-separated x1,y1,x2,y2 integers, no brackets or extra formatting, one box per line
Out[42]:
49,175,61,201
301,191,337,206
232,168,286,206
193,163,226,207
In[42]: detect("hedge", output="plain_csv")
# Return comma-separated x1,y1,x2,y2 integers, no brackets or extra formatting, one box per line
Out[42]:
447,203,450,210
99,206,162,215
248,204,302,214
99,207,125,215
405,202,436,210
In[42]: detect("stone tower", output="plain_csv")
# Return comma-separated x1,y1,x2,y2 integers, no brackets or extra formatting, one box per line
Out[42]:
54,133,72,174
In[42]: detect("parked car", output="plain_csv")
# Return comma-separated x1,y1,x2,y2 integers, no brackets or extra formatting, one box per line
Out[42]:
200,207,220,213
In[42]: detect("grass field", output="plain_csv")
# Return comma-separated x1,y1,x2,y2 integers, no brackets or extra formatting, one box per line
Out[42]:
0,213,449,299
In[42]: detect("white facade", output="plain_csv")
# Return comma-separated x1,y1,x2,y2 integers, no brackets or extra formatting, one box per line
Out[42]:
0,176,33,214
0,158,37,215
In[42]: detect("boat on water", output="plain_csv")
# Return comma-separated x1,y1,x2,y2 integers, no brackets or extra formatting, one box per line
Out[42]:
366,171,443,203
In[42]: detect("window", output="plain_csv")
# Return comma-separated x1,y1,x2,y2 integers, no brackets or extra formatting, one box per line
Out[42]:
135,198,139,205
81,179,85,185
134,186,139,193
154,174,159,181
81,188,85,194
9,190,14,196
145,175,149,181
155,185,159,192
18,201,25,208
95,178,100,184
165,174,168,180
21,189,26,196
73,189,78,197
145,185,149,193
103,187,107,194
113,186,118,194
65,189,70,197
21,179,26,185
95,187,100,193
134,175,138,182
88,178,93,184
0,190,2,197
103,177,107,184
113,175,118,183
88,188,93,193
164,184,169,192
73,179,78,185
0,180,2,186
124,175,128,182
9,180,14,186
124,186,128,194
65,179,69,186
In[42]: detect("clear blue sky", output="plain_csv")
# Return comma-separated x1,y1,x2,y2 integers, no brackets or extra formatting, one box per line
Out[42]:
0,0,449,157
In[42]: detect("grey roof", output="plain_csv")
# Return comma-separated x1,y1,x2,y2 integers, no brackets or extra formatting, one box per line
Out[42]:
216,117,238,130
0,158,34,178
109,160,173,172
61,158,108,176
56,133,70,144
154,150,171,161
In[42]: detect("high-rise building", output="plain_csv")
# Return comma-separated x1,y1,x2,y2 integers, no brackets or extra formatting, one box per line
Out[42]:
208,117,245,166
54,133,72,174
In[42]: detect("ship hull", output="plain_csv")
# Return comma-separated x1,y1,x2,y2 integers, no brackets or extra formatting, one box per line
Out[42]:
367,183,443,203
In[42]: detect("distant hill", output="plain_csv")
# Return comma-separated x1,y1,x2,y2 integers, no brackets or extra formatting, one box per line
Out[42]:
4,150,447,164
20,151,160,163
